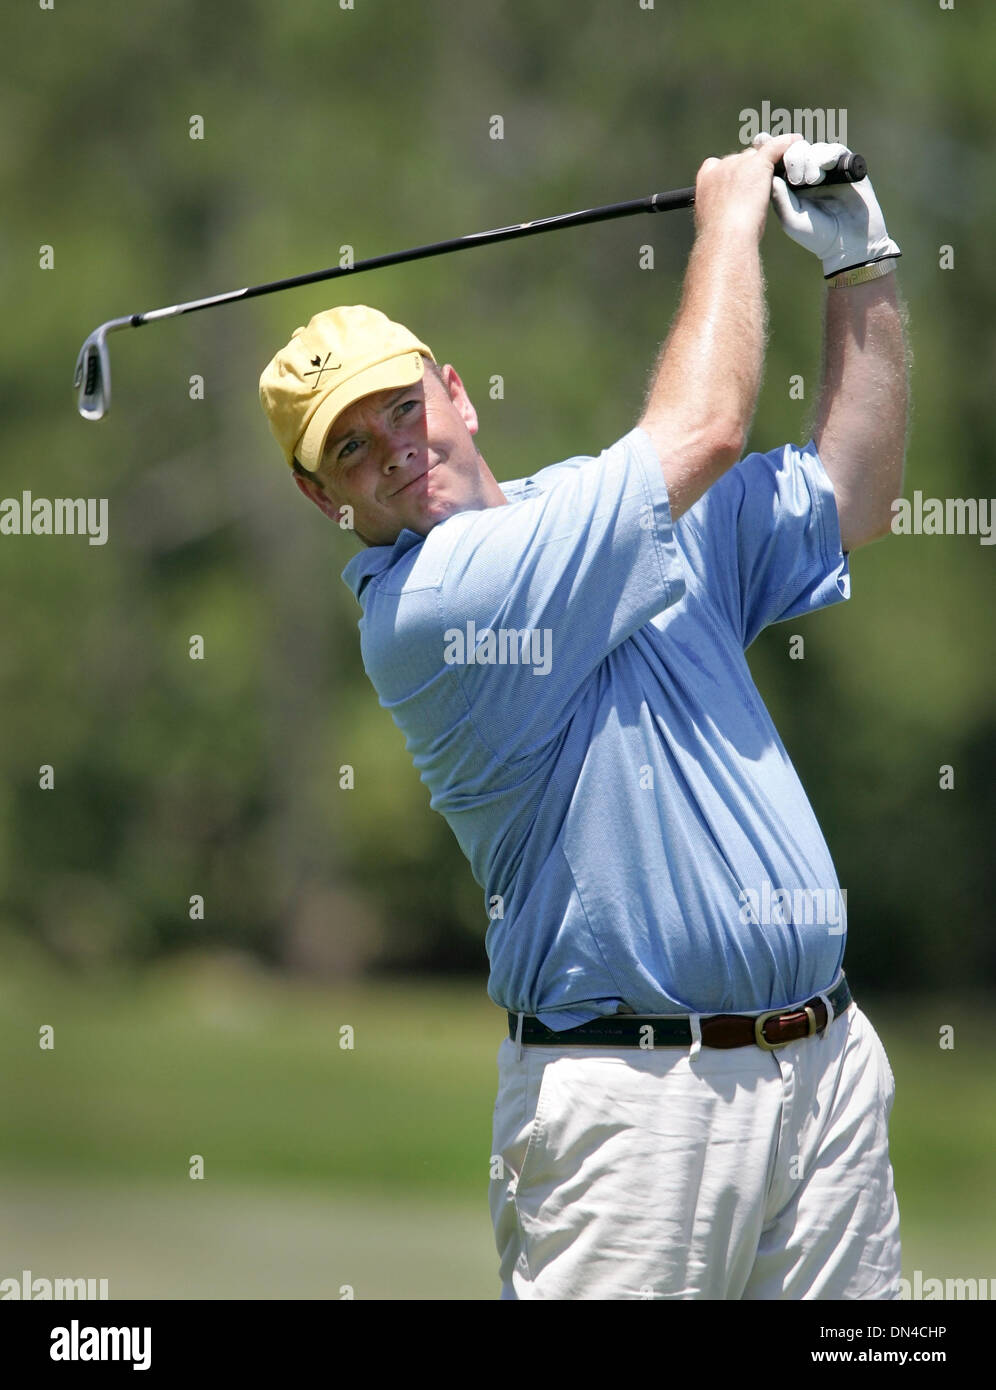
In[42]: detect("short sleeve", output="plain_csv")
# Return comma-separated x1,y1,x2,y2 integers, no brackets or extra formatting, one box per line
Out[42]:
679,439,851,649
427,426,685,758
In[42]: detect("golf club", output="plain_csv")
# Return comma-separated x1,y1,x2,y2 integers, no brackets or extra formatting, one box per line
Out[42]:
73,152,866,421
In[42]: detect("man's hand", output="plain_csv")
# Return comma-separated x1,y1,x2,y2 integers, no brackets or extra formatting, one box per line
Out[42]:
694,132,803,242
753,132,902,276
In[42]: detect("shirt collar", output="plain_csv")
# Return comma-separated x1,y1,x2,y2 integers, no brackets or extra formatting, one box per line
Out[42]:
341,526,423,601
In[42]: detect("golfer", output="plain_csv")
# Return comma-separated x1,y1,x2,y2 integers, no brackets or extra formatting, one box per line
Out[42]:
259,131,908,1299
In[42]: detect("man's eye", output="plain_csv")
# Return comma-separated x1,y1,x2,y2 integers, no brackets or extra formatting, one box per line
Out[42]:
398,400,418,416
338,439,361,461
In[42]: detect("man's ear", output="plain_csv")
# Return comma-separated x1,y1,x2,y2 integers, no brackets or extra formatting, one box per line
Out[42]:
294,472,344,524
439,363,479,437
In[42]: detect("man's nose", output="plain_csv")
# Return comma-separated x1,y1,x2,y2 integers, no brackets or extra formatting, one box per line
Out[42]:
383,432,418,472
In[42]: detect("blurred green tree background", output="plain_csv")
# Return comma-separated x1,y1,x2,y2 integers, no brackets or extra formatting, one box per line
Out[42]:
1,0,993,1299
2,0,992,986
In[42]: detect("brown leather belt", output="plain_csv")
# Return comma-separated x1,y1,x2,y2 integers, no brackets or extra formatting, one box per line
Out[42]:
508,975,852,1051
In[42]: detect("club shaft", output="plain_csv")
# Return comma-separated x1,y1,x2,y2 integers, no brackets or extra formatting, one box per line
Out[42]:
123,151,865,329
126,192,694,329
241,188,693,292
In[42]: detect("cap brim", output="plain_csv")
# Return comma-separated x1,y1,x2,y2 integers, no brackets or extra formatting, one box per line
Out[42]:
296,350,429,472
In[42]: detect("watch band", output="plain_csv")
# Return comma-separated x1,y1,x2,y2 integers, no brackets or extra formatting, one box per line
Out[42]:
826,258,898,289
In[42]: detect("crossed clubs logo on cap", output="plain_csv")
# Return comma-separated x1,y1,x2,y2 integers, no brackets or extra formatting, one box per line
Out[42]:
303,352,341,389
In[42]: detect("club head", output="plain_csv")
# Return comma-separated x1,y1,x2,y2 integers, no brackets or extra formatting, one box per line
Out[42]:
73,317,135,421
74,327,112,421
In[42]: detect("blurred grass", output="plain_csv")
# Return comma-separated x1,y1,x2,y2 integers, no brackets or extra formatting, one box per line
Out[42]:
1,945,993,1297
0,946,499,1196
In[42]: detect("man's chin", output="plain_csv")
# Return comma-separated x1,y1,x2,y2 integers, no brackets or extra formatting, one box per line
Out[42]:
408,495,463,536
369,495,468,546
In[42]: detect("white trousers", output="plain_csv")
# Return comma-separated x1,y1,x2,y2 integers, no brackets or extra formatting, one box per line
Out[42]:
489,999,900,1299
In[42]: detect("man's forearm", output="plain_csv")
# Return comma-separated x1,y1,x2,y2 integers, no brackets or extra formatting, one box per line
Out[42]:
635,138,801,522
640,223,765,505
812,274,910,551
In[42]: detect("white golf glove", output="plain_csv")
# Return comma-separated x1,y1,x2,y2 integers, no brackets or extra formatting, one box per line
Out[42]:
752,132,901,278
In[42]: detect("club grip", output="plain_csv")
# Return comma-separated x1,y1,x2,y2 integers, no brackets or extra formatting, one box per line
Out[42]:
773,151,867,186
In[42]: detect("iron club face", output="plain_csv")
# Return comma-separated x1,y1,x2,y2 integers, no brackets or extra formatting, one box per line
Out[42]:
73,316,134,421
74,330,110,421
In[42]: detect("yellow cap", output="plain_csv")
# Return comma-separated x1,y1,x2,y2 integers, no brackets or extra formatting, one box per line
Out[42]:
259,305,436,471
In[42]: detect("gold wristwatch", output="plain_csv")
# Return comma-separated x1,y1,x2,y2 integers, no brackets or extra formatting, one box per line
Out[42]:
826,259,898,289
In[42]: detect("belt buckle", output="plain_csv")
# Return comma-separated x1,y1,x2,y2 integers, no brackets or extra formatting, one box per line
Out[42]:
754,1005,817,1051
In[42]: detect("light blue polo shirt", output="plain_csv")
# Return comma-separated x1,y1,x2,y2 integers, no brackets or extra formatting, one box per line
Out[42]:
342,428,852,1028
